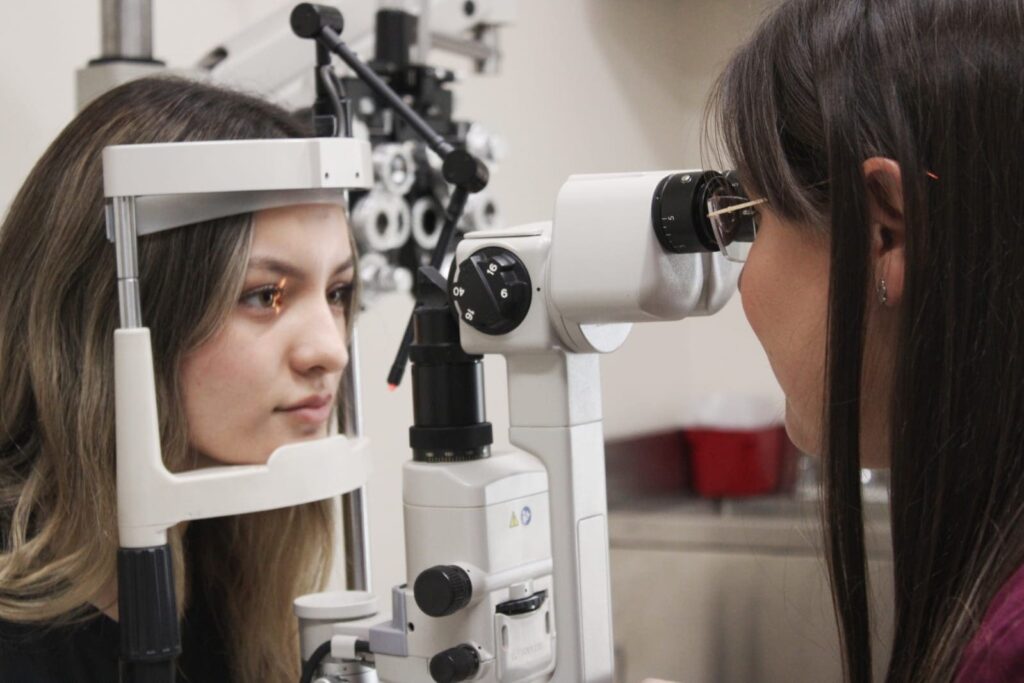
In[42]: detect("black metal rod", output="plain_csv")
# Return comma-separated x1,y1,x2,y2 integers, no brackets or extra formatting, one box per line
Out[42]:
387,187,469,388
316,26,455,158
118,545,180,683
296,7,486,388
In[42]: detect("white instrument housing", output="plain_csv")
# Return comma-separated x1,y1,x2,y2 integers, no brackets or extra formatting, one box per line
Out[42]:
104,137,375,548
384,450,555,681
296,169,738,682
449,171,739,681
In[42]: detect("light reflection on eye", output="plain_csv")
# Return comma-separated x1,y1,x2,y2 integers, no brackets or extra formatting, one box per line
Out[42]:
240,277,287,314
272,277,286,314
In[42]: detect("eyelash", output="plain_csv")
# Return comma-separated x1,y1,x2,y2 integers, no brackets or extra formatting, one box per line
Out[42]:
239,283,353,314
326,284,354,308
240,285,283,312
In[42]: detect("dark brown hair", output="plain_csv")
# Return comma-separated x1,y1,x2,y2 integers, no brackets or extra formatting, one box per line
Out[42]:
710,1,1024,680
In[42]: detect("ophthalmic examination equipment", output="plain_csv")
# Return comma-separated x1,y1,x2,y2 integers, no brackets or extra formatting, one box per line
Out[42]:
104,4,746,682
285,6,744,683
83,0,516,603
293,169,742,683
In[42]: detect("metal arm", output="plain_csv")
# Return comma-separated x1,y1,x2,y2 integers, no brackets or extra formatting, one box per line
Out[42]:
289,3,490,391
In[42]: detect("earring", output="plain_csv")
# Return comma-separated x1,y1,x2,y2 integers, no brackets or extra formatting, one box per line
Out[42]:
876,278,888,305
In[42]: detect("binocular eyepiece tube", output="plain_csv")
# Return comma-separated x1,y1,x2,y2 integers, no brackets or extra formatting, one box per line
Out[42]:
651,170,747,257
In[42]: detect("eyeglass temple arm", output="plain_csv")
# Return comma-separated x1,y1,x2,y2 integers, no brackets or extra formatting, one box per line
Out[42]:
706,196,769,218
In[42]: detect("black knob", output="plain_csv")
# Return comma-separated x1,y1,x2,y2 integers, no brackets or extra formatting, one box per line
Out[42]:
429,644,481,683
442,149,490,193
414,565,473,617
651,170,723,254
450,247,532,335
290,3,345,39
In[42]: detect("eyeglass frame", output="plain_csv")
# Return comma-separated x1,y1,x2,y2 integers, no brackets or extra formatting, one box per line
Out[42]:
705,170,938,261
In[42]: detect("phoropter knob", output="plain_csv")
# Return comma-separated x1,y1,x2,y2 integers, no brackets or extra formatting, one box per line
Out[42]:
450,247,532,335
429,644,481,683
414,565,473,617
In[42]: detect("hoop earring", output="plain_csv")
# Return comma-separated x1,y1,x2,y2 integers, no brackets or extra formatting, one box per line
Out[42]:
876,278,888,305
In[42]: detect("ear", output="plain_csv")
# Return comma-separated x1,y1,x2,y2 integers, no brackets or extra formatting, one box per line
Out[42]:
862,157,906,307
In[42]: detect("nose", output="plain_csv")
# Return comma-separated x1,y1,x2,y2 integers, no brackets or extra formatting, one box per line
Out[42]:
289,300,349,377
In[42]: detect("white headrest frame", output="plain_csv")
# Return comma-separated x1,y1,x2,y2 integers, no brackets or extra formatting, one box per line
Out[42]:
103,137,374,238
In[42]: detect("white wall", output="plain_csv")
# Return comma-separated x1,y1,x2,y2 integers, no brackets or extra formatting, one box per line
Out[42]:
0,0,784,625
360,0,785,600
448,0,784,436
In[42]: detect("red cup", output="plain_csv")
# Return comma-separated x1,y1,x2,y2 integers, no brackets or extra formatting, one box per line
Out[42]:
684,425,788,497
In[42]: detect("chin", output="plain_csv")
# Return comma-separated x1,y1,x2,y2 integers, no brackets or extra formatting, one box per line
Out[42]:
785,426,817,457
784,408,820,457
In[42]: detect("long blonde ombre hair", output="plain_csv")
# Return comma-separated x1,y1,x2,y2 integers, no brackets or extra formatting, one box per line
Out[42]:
0,77,342,681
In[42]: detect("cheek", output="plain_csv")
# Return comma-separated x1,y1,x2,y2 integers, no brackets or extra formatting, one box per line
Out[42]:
740,239,830,453
739,248,791,376
182,331,272,405
179,325,281,461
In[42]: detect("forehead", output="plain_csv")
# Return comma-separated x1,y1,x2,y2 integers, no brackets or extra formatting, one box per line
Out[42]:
249,203,352,263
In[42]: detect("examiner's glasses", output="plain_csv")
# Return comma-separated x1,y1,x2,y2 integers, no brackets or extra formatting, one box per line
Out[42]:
704,176,766,263
705,170,936,263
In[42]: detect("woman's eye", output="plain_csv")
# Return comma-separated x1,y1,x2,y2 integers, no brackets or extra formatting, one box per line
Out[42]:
328,284,353,309
240,285,284,313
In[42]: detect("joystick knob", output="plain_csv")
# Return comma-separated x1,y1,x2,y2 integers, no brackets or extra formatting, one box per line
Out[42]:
450,247,532,335
414,564,473,617
429,644,481,683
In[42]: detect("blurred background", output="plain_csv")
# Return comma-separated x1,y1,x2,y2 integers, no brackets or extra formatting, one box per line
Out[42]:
0,1,893,680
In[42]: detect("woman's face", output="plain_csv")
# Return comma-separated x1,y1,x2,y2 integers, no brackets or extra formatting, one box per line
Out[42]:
739,204,831,455
740,202,895,466
180,203,355,465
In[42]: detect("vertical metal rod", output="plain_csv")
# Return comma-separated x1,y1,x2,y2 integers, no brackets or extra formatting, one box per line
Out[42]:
101,0,154,61
340,329,372,591
416,0,432,64
111,197,143,329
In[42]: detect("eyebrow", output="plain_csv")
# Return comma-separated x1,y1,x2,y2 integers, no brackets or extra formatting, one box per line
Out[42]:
246,256,355,280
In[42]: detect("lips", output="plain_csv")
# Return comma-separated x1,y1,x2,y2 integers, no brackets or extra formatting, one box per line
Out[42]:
277,394,334,425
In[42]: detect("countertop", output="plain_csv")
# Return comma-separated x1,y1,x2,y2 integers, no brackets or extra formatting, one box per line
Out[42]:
608,493,893,558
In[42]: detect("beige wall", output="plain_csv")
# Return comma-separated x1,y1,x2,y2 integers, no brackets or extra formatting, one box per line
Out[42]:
0,0,789,658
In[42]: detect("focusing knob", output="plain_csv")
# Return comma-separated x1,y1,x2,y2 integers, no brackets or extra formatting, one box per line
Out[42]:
429,645,481,683
651,171,722,254
450,247,532,335
414,565,473,617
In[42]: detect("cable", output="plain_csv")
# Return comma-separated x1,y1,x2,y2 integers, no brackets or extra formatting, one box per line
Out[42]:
319,25,454,157
327,68,353,137
298,639,373,682
317,65,345,136
299,640,332,683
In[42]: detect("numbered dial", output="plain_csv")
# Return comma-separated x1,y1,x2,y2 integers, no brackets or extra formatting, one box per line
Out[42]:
450,247,532,335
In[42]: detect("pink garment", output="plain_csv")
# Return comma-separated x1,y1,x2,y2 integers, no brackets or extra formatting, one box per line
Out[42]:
955,563,1024,682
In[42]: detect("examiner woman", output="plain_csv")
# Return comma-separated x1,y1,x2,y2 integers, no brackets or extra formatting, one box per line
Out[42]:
674,0,1024,680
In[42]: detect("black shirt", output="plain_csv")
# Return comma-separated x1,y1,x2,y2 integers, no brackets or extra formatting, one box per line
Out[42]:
0,586,232,682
